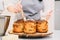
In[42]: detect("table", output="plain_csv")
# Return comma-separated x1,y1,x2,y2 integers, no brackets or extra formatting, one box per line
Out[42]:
0,30,59,40
19,30,60,40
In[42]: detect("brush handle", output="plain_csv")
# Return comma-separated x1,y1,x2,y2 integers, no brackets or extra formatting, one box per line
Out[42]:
20,9,26,21
18,0,26,21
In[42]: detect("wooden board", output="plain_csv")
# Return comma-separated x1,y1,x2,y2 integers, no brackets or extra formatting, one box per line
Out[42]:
8,30,53,38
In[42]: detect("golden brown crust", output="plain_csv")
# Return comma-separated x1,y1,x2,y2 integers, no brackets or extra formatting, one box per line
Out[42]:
36,20,48,24
36,20,48,33
13,19,48,33
15,19,24,23
13,19,24,33
24,20,36,34
24,20,36,23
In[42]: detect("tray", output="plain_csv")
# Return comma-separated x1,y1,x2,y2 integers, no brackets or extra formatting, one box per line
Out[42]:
8,30,53,38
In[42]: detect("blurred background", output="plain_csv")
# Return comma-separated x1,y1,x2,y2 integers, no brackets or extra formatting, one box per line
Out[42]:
55,0,60,30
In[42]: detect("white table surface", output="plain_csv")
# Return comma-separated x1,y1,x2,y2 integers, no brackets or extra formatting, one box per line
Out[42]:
19,30,60,40
0,30,59,40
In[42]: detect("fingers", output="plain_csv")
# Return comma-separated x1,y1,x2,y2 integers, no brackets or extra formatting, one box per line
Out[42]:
15,4,22,12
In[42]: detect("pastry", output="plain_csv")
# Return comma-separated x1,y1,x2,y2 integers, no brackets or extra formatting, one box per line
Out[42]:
24,20,36,34
13,19,24,33
36,20,48,33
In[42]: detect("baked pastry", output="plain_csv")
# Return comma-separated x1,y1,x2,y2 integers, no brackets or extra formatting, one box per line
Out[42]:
36,20,48,33
24,20,36,34
13,19,24,33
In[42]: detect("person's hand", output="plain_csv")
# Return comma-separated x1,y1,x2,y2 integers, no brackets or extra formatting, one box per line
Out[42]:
7,6,18,13
15,3,22,12
41,10,53,21
7,4,22,13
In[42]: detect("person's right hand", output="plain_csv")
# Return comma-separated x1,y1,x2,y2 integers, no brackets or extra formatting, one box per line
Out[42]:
7,4,22,13
7,6,19,13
